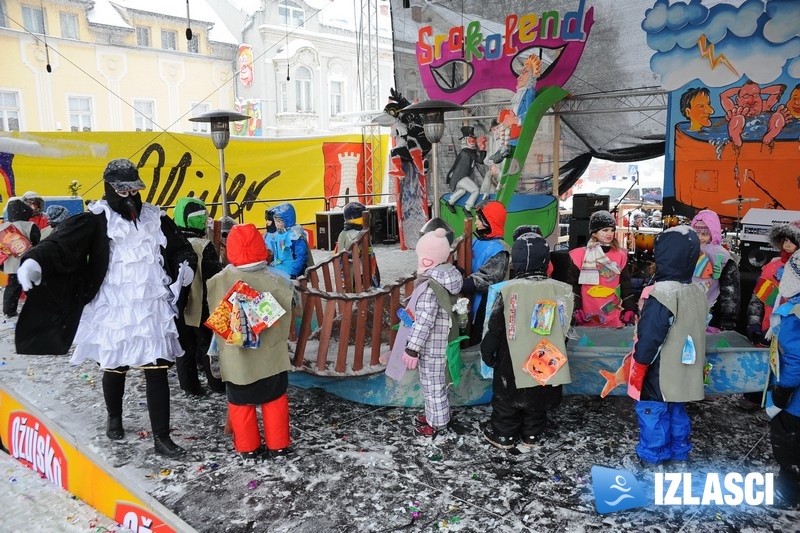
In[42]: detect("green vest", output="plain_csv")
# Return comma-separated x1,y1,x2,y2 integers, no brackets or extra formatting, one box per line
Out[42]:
499,278,575,389
649,280,709,402
206,266,293,386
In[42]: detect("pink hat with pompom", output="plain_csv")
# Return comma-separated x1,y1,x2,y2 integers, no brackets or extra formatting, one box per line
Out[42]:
415,228,451,273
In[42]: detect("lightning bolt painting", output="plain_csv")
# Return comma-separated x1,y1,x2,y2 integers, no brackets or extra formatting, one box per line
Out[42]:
697,35,739,76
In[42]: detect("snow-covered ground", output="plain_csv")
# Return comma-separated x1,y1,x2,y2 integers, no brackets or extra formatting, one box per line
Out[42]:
1,244,799,532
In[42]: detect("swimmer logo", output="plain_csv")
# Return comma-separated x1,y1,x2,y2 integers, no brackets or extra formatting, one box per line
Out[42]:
591,466,648,514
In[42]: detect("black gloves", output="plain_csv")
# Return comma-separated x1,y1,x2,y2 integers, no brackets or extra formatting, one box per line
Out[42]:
772,384,795,410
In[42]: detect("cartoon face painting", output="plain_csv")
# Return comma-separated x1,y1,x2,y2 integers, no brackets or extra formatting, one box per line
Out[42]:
687,92,714,130
238,44,254,88
788,86,800,120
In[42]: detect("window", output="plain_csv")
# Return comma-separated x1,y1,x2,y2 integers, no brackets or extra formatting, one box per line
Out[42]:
329,80,343,116
0,1,8,27
294,66,312,112
0,91,20,131
136,27,150,47
278,81,288,113
188,34,199,53
68,96,92,132
59,12,78,39
190,103,210,133
279,0,304,28
134,99,155,132
161,30,177,51
22,5,45,34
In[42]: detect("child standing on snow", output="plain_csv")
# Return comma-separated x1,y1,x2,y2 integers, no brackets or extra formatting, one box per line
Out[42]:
462,200,510,345
334,201,380,287
765,250,800,507
402,228,463,437
567,210,636,328
690,209,740,331
207,223,294,460
173,197,225,395
1,199,41,318
480,230,573,449
264,202,309,279
628,226,708,466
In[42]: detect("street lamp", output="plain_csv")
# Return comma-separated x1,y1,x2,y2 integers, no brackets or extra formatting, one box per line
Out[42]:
189,110,249,235
401,99,464,220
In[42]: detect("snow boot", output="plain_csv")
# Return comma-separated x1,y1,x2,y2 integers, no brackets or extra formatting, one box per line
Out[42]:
154,435,186,459
106,416,124,440
483,425,516,450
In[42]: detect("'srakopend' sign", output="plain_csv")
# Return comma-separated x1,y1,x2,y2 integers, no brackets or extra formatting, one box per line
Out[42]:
416,0,594,103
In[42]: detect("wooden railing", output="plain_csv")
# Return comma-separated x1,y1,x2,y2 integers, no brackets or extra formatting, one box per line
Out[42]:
292,217,473,375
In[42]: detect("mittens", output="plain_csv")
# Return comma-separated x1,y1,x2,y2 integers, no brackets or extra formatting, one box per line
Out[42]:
629,361,649,395
402,351,419,370
17,259,42,291
622,310,637,325
772,384,795,410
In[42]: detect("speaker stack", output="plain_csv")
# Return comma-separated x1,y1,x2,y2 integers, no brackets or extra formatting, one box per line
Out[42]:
739,208,800,273
568,193,610,249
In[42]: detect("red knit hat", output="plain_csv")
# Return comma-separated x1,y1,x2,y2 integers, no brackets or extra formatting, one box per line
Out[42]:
226,224,268,266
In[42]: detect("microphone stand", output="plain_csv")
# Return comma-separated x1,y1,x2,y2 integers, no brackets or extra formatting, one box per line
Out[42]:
610,176,640,216
745,170,785,209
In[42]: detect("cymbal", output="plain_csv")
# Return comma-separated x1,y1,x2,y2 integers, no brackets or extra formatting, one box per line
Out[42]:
721,197,760,205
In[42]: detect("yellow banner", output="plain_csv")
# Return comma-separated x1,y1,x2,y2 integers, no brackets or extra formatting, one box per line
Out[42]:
0,387,189,531
0,132,388,228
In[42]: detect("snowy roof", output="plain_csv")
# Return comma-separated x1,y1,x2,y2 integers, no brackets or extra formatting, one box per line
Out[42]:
273,38,317,60
107,0,239,45
87,0,132,29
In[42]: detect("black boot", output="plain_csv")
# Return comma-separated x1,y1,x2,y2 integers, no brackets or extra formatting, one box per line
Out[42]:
154,435,186,458
106,416,124,440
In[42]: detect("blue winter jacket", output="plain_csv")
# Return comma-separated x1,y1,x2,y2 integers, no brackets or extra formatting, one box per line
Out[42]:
264,203,309,279
634,228,701,401
775,310,800,417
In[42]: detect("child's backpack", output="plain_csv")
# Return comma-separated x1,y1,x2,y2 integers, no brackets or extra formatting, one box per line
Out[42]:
427,279,469,385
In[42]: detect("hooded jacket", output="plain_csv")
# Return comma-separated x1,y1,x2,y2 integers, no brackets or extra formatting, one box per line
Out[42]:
634,226,708,402
207,224,293,405
690,210,739,330
264,203,309,278
747,222,800,334
1,199,40,274
482,233,574,397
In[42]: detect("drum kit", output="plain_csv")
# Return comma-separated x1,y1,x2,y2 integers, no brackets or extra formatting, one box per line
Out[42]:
628,196,759,268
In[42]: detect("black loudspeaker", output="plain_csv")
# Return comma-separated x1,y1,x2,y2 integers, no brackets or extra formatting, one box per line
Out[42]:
366,205,387,244
739,241,780,274
572,193,610,220
315,211,345,251
568,219,591,249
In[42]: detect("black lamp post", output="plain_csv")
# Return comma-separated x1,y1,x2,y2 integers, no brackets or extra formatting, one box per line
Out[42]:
189,110,249,233
401,99,464,220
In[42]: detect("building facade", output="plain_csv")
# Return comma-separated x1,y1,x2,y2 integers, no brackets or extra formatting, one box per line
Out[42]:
0,0,238,134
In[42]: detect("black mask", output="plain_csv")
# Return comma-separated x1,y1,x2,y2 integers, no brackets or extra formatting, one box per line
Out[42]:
104,182,143,224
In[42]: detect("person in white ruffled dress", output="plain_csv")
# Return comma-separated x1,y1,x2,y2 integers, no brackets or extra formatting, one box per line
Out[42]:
15,159,196,459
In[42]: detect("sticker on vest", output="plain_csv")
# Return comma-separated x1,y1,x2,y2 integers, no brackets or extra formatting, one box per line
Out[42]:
598,262,619,280
681,335,696,365
507,293,518,341
694,255,714,279
522,338,567,386
587,285,616,298
530,300,556,335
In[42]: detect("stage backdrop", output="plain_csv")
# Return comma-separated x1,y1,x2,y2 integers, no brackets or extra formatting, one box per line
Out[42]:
0,132,387,227
644,0,800,219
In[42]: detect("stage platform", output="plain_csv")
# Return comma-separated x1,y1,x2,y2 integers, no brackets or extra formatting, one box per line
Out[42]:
1,312,797,531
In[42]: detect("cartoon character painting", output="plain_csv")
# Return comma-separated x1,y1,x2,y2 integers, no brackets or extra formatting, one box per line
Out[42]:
645,0,800,218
